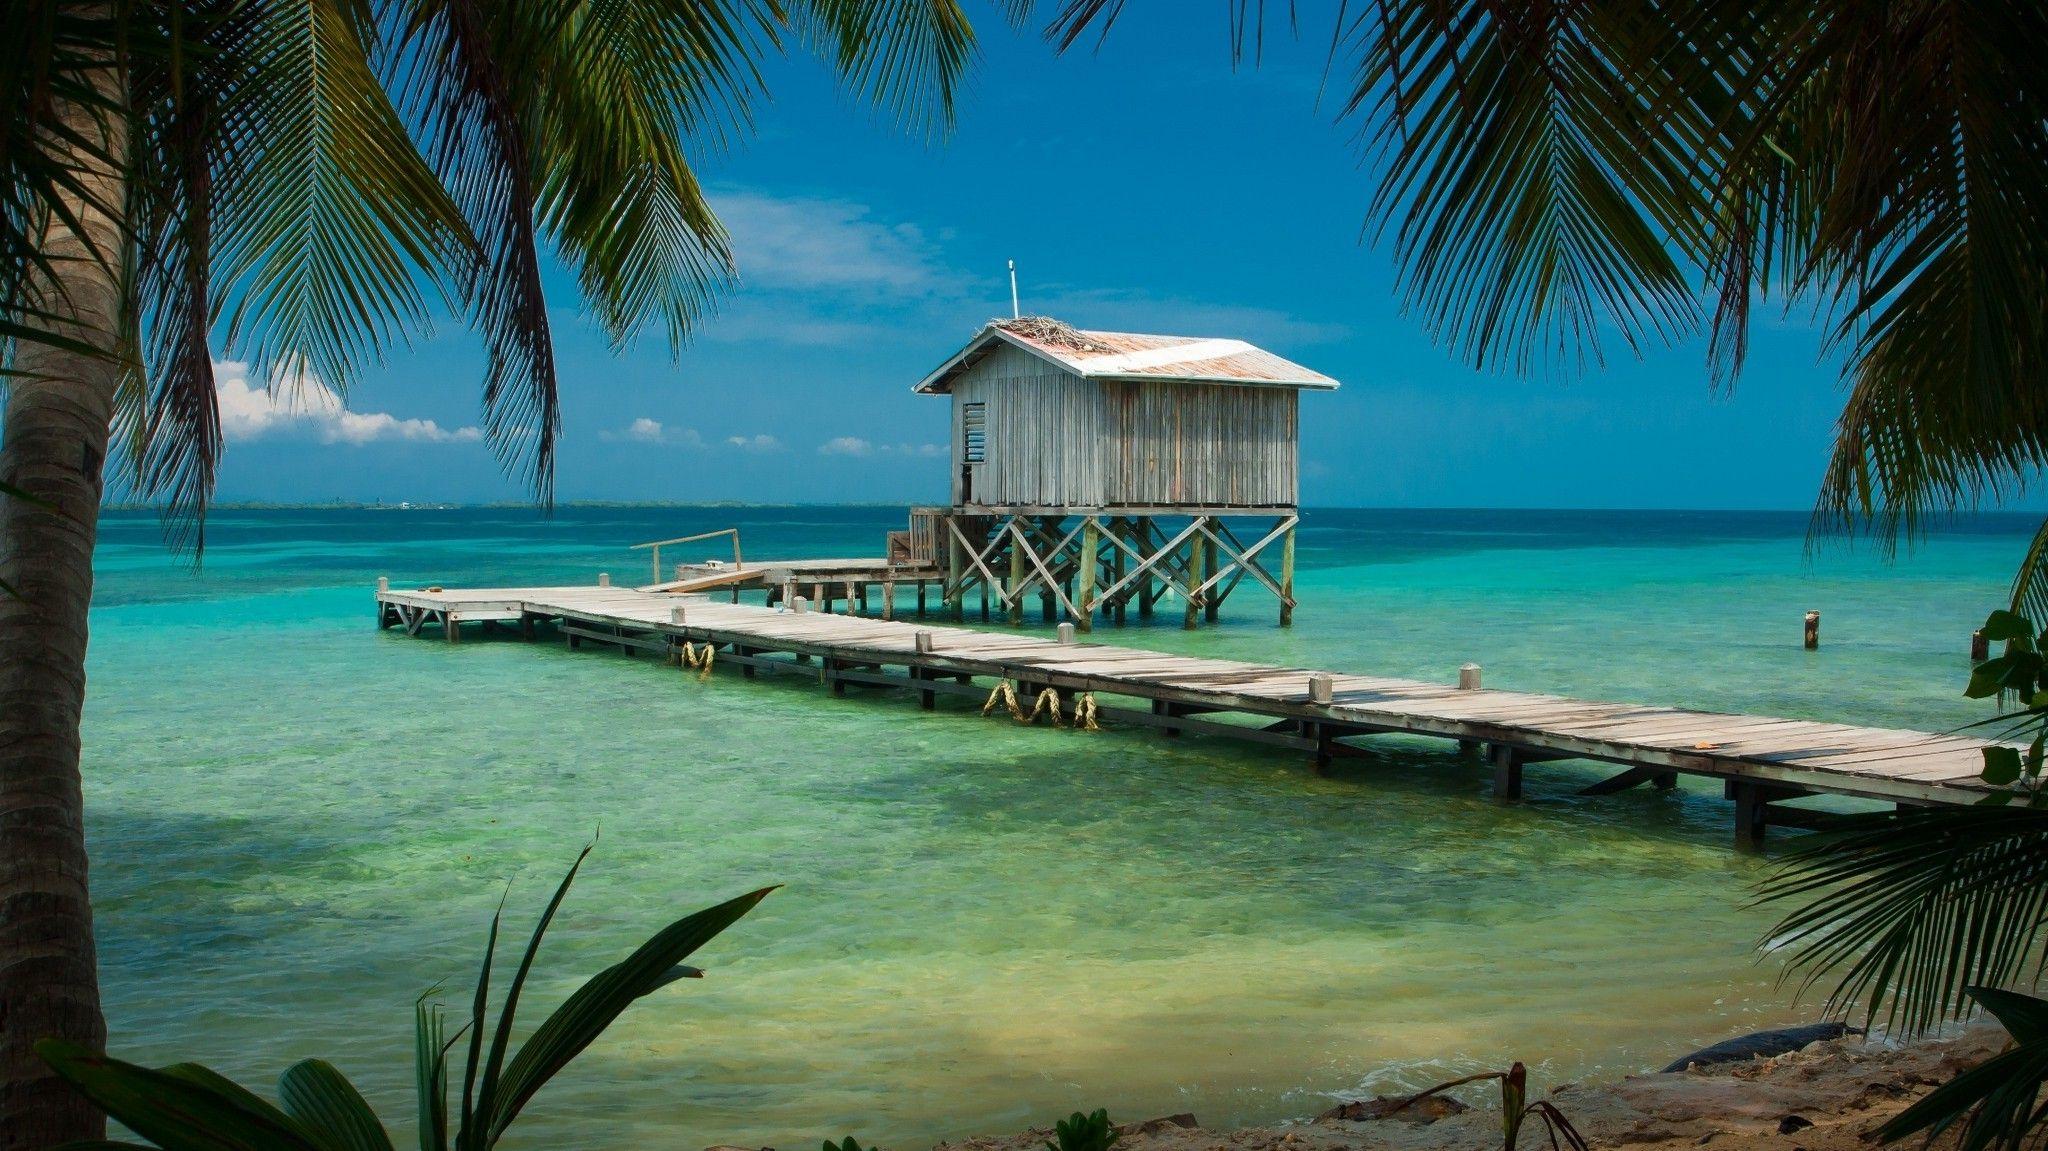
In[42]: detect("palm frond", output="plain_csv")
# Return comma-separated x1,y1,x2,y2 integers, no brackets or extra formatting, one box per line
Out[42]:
792,0,978,137
1877,988,2048,1151
1759,806,2048,1037
1788,4,2048,543
390,0,568,503
2008,517,2048,628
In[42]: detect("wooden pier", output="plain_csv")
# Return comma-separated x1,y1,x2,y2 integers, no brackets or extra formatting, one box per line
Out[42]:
377,583,2005,850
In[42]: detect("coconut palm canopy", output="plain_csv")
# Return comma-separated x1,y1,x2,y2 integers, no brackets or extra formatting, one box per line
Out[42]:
2,0,980,549
1046,0,2048,548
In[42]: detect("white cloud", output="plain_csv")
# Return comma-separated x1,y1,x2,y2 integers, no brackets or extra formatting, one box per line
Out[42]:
714,192,953,295
726,434,783,452
601,417,704,448
215,360,482,446
819,436,873,457
818,437,947,459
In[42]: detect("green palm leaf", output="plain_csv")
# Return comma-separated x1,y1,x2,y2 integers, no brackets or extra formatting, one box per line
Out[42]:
277,1060,395,1151
1877,988,2048,1151
484,885,774,1144
2007,517,2048,628
1759,806,2048,1036
36,1040,324,1151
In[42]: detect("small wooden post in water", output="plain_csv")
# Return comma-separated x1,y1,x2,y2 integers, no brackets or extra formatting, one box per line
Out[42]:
1183,528,1206,630
1804,610,1820,650
1972,629,1990,661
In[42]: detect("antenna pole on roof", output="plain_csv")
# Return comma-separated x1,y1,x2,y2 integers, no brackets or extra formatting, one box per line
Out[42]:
1008,260,1019,319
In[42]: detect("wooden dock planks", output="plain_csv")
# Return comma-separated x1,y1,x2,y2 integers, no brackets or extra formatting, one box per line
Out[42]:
376,584,2009,831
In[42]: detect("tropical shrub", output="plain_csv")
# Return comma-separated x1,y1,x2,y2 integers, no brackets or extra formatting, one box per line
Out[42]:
39,847,771,1151
1044,1109,1117,1151
1764,608,2048,1149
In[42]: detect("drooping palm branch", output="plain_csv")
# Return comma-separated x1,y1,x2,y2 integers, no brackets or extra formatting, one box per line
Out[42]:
1036,1,2048,544
7,0,979,551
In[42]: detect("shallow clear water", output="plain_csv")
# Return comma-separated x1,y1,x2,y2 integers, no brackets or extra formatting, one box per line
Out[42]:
83,507,2029,1149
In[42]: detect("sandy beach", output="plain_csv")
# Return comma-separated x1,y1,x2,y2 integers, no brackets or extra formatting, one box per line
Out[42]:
932,1024,2006,1151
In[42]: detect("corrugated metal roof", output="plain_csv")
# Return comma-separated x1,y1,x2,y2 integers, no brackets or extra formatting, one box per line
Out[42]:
914,318,1341,394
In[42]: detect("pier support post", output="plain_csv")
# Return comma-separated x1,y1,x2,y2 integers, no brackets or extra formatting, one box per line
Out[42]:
1196,522,1212,622
1804,610,1820,650
1311,722,1333,776
917,581,928,616
1183,524,1206,630
1278,523,1296,627
1076,519,1100,632
1007,521,1026,626
945,530,964,619
1490,744,1523,802
882,580,895,621
444,614,459,644
1732,781,1769,852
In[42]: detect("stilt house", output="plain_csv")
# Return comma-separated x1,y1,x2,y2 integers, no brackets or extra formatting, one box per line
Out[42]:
901,317,1338,629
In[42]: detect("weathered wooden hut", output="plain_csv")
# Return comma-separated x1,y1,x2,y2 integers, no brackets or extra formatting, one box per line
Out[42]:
905,317,1338,629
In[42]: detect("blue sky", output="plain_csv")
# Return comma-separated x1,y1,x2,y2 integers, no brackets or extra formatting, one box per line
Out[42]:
212,6,1868,510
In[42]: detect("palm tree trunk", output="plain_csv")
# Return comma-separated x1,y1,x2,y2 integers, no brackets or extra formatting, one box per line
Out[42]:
0,26,124,1150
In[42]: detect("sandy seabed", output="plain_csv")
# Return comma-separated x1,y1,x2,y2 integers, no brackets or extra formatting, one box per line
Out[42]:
927,1024,2007,1151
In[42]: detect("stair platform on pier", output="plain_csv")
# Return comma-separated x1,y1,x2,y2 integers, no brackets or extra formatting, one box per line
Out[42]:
376,584,2007,847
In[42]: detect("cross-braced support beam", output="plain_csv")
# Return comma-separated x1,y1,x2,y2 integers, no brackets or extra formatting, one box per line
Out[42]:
935,510,1301,629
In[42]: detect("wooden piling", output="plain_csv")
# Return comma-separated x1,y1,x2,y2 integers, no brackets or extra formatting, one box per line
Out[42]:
1491,744,1523,802
882,580,896,621
1202,520,1221,624
1007,524,1026,626
1183,527,1206,630
945,532,964,619
1972,629,1990,661
1076,519,1100,632
1804,610,1820,650
1732,781,1768,852
1278,525,1295,626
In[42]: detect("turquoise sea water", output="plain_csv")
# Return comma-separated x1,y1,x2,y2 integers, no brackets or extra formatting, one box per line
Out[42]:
84,507,2034,1149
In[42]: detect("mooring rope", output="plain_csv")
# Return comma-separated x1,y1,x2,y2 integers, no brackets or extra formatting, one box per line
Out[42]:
1073,692,1102,732
1025,686,1064,726
982,679,1024,720
981,680,1101,729
674,639,716,679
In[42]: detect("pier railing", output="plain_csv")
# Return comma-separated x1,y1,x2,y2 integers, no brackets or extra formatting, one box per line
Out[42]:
631,528,743,584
